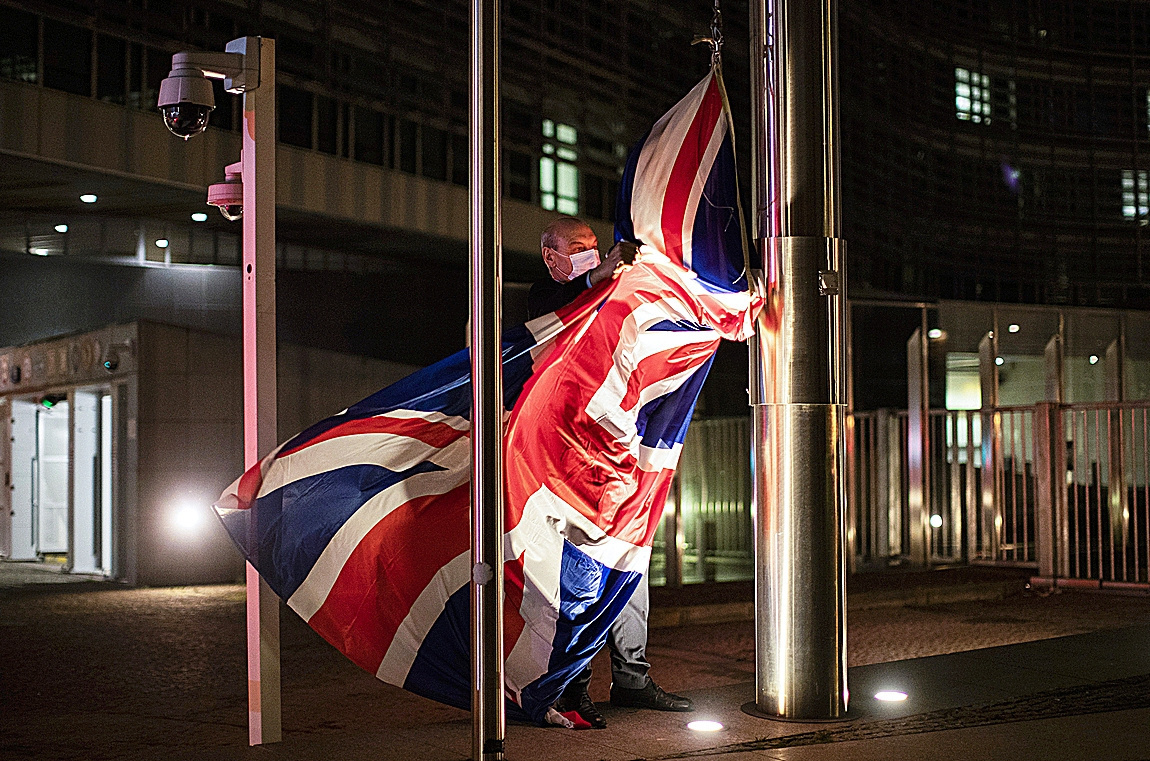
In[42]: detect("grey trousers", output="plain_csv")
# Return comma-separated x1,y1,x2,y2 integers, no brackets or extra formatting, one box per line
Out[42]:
565,575,651,695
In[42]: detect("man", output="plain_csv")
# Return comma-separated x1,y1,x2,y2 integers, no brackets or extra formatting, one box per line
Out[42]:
528,216,694,729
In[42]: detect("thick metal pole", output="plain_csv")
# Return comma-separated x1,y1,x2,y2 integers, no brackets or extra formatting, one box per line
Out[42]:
239,36,281,746
469,1,504,759
748,0,848,719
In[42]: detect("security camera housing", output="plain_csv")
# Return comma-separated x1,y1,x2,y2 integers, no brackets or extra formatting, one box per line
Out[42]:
101,339,135,374
206,160,243,221
157,40,261,140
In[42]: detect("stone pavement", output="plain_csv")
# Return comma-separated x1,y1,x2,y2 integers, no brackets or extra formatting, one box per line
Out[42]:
2,562,1149,760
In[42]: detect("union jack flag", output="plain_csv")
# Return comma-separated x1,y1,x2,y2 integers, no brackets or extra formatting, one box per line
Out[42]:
213,67,760,723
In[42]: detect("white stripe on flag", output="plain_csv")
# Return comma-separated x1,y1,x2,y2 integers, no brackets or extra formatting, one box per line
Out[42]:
680,109,729,270
257,431,462,498
376,549,471,687
637,442,682,472
287,442,470,622
630,73,714,259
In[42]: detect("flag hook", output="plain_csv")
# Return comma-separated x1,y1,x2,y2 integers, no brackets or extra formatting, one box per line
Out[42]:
691,0,724,69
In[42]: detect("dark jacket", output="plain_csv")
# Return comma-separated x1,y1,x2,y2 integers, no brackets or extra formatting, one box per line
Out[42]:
526,274,591,320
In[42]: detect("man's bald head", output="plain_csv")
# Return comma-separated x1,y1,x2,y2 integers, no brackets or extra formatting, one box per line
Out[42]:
540,217,599,283
541,217,594,252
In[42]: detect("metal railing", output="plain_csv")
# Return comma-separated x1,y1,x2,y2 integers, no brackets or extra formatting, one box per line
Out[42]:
652,401,1149,590
1044,402,1150,586
652,417,753,586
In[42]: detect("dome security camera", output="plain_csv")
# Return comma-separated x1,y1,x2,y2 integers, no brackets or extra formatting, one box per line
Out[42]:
158,58,217,140
157,42,260,140
207,160,243,221
101,339,135,374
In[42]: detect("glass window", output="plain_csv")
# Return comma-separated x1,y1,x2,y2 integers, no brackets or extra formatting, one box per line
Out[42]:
0,7,38,84
421,125,447,181
451,133,468,186
541,120,579,214
316,95,337,155
278,85,313,149
556,164,578,214
354,107,384,165
539,156,556,210
43,20,92,96
583,173,605,220
96,35,126,103
556,123,577,144
207,78,233,131
507,150,532,201
1122,169,1149,220
398,120,417,174
955,67,991,124
144,47,168,111
127,43,143,109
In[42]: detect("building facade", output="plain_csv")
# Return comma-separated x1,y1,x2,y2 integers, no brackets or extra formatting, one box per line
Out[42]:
2,0,1149,584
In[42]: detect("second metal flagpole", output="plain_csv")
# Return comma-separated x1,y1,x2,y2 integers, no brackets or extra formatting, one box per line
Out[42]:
469,0,505,758
748,0,849,720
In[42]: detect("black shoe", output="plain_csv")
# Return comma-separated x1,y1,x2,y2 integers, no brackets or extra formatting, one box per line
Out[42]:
610,680,694,712
556,687,607,729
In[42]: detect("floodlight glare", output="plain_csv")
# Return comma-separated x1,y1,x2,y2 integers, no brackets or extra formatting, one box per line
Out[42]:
171,501,205,535
875,691,908,702
80,194,98,203
54,224,68,233
687,720,724,732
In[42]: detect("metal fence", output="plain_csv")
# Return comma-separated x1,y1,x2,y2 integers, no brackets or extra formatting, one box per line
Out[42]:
848,401,1150,589
652,417,753,587
1053,403,1150,586
654,401,1150,590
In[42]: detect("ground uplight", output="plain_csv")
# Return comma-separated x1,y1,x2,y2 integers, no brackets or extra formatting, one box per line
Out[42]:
874,691,908,702
687,720,724,732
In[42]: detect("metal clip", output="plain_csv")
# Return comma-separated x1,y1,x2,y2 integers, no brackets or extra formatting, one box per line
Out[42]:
472,562,494,585
691,0,724,68
819,270,840,297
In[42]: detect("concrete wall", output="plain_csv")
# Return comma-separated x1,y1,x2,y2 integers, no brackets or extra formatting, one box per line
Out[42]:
0,78,613,261
0,255,241,350
134,321,418,586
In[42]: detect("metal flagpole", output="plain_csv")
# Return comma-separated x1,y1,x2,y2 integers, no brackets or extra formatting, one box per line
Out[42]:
748,0,849,720
469,0,505,759
239,36,282,746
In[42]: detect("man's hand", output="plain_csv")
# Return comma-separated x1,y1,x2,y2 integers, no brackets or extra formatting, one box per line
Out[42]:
587,243,624,286
588,241,641,286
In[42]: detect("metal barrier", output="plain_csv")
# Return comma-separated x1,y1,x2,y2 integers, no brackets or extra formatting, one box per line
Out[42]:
847,407,1036,567
652,417,753,586
1037,402,1150,587
652,401,1149,589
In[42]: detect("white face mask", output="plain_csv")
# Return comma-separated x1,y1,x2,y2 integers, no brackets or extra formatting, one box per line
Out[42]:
565,247,600,281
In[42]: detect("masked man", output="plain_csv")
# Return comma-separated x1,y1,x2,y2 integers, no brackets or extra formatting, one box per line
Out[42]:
527,216,694,729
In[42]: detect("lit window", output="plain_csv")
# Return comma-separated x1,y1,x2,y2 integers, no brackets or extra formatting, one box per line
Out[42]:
540,120,578,214
955,67,991,124
1122,170,1149,219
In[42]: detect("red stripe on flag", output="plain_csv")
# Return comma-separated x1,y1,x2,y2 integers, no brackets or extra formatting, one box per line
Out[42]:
307,482,470,675
503,552,527,661
234,463,265,510
659,76,723,266
617,339,721,414
279,415,466,458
